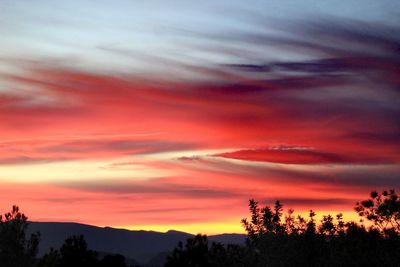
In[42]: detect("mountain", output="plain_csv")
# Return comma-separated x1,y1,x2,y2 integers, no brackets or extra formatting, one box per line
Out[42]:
27,222,245,265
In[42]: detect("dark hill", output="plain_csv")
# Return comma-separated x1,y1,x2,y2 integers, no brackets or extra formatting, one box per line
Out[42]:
28,222,245,265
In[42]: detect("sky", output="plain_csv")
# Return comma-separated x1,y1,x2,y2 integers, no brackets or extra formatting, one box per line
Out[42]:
0,0,399,234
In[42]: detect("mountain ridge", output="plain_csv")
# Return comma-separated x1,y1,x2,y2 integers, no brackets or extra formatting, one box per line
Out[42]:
27,221,246,265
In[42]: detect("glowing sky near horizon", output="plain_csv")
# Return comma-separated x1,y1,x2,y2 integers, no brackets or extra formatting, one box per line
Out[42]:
1,0,400,234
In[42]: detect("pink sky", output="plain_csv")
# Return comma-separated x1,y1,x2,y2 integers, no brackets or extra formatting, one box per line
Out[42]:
0,5,399,234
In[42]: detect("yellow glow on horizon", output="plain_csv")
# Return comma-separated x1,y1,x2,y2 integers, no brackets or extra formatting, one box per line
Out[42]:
115,220,246,235
114,211,362,235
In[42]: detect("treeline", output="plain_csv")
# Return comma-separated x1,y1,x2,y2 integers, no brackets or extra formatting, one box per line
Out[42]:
165,190,400,267
0,190,399,267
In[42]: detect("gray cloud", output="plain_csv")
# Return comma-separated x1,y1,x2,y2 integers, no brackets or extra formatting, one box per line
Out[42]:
38,139,197,155
57,178,243,199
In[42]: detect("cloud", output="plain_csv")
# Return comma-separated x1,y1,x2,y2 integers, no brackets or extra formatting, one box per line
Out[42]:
179,156,400,191
0,136,197,165
214,146,397,165
0,156,72,165
39,139,197,155
0,17,399,229
177,156,202,161
54,176,244,199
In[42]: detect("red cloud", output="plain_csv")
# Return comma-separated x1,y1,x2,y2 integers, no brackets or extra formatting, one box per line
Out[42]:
215,147,398,165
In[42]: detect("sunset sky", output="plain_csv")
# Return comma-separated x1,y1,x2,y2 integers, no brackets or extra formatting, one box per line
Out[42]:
1,0,399,234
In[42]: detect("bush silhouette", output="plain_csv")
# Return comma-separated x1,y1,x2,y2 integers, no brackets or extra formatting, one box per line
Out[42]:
165,234,250,267
38,235,132,267
166,190,400,267
355,189,400,236
58,235,98,267
165,234,210,267
237,194,400,266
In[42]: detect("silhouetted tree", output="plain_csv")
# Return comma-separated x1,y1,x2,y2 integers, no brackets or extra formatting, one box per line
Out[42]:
59,235,98,267
39,235,99,267
38,238,134,267
237,192,400,267
165,234,250,267
355,189,400,236
241,200,286,242
0,205,40,267
165,234,210,267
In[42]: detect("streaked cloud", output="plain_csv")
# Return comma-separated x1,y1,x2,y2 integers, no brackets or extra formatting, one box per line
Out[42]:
215,146,398,165
0,14,399,233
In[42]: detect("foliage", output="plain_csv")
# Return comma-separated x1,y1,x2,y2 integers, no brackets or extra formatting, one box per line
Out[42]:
166,190,400,267
38,235,131,267
355,189,400,235
241,200,285,240
0,205,40,267
165,234,250,267
58,235,98,267
238,195,400,266
165,234,210,267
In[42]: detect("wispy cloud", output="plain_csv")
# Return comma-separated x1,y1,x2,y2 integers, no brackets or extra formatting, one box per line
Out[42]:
0,17,399,230
215,146,398,165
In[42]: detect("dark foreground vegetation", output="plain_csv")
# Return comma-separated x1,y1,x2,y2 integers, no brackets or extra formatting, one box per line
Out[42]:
0,190,399,267
166,190,400,267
